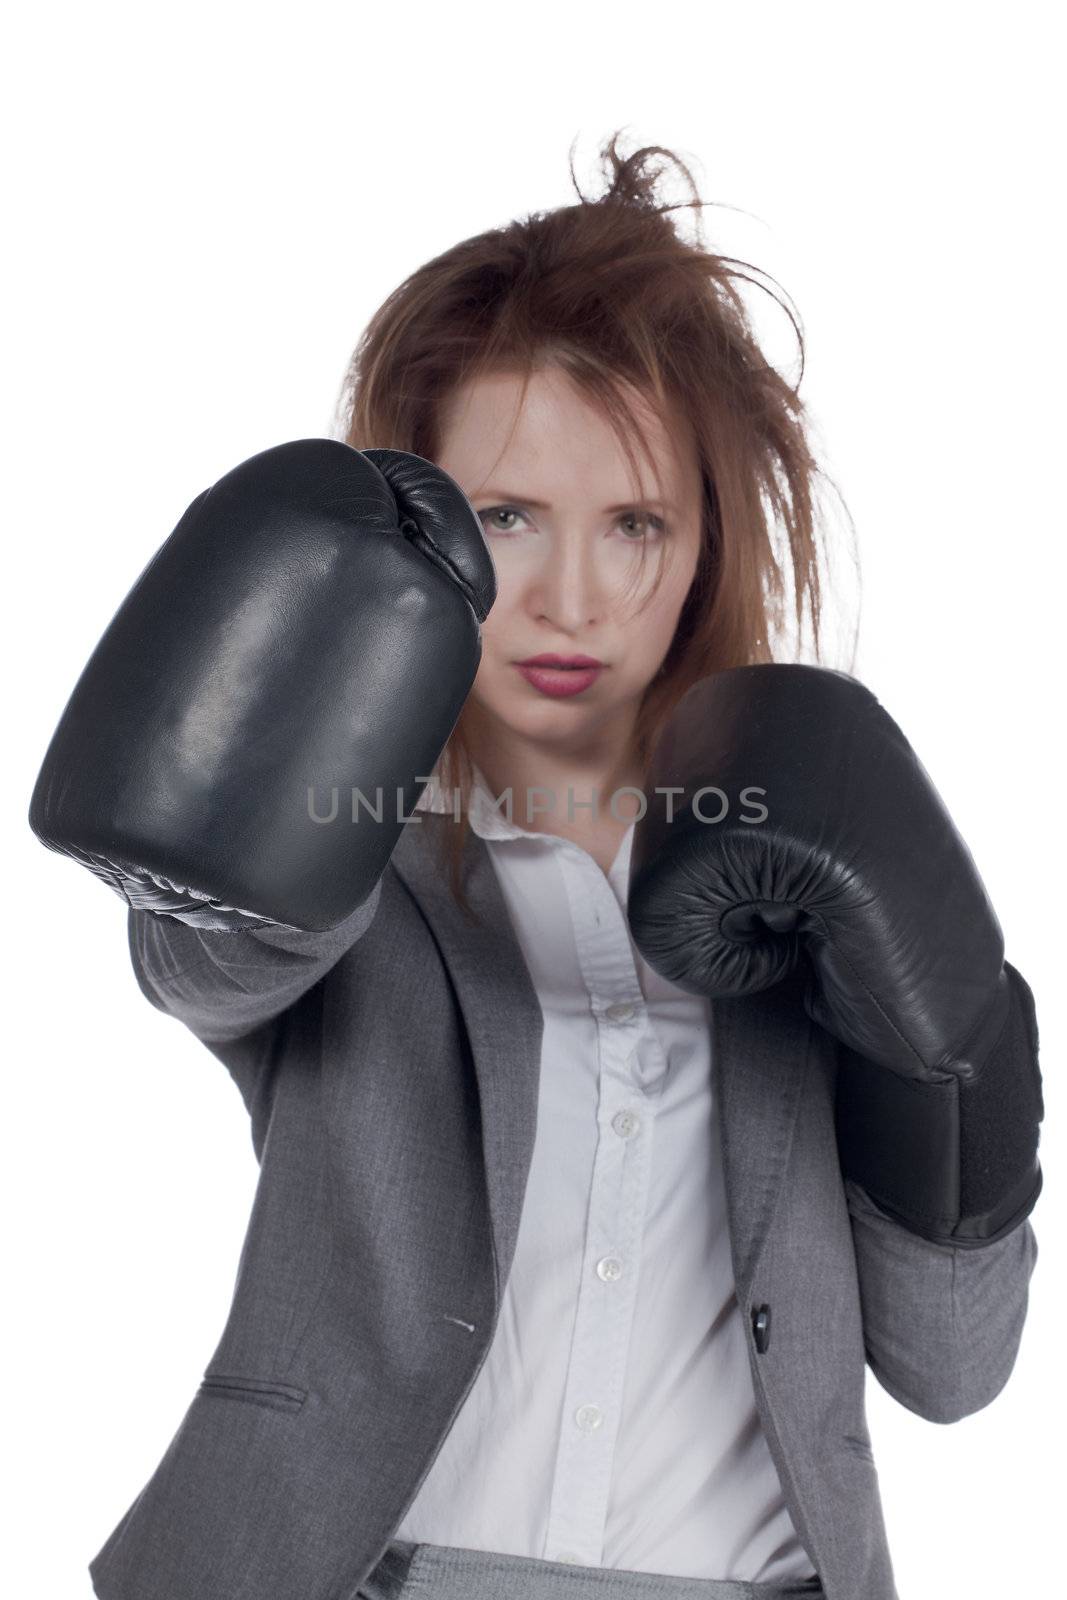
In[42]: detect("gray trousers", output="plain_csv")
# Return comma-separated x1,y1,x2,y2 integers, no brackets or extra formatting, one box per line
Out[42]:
357,1539,826,1599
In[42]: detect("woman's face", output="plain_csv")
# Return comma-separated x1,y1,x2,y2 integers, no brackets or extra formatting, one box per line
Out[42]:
434,366,704,765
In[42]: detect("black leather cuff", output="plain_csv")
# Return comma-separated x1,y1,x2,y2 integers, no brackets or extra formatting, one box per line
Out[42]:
834,962,1045,1247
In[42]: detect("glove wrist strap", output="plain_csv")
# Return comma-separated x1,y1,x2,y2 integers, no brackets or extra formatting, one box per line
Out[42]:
834,962,1044,1247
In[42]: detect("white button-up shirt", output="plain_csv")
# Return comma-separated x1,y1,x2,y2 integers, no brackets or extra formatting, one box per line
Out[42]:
395,769,816,1583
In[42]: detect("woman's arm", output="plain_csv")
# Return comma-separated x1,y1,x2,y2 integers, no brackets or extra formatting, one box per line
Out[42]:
846,1177,1039,1423
30,439,495,1093
127,876,383,1036
628,667,1045,1249
126,884,382,1138
127,880,382,1047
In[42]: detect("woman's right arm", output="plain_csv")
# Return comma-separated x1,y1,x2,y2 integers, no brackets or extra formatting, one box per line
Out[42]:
126,882,382,1047
29,437,496,1047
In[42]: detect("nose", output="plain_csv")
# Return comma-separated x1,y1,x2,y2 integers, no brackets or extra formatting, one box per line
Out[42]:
530,524,604,630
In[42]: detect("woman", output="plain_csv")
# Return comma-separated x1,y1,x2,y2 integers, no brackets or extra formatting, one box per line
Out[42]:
30,135,1040,1600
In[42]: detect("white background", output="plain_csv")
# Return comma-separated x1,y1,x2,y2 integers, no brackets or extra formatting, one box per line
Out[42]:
5,3,1063,1596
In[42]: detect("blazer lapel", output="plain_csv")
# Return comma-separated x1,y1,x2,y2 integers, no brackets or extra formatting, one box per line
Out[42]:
389,813,545,1299
710,968,815,1295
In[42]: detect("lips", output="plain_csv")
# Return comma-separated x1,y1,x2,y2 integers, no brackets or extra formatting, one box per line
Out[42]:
515,656,605,699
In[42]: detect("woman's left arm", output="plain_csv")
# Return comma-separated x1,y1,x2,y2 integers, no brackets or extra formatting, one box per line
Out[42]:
626,665,1047,1249
845,1174,1039,1423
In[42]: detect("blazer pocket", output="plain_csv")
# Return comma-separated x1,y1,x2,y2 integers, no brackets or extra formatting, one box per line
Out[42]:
197,1371,308,1413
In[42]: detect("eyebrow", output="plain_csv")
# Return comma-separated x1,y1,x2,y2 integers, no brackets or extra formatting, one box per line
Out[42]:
472,488,676,513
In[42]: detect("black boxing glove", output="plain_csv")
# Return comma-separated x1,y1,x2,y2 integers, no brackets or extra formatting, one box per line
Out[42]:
627,665,1044,1247
29,439,495,933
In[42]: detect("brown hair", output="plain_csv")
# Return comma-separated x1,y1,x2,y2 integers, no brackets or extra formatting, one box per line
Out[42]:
334,131,858,914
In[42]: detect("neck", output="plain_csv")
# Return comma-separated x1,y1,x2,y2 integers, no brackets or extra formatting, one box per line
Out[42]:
462,705,646,837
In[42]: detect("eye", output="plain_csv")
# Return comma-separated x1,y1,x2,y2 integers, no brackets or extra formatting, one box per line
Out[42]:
617,510,667,541
477,505,528,535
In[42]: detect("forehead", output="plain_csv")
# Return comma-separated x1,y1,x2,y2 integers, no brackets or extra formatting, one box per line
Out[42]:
435,366,698,503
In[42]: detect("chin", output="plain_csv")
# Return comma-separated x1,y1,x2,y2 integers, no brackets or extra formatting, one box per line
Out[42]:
482,689,577,732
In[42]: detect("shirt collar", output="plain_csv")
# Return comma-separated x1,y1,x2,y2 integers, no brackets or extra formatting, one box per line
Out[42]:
415,763,637,885
414,762,525,843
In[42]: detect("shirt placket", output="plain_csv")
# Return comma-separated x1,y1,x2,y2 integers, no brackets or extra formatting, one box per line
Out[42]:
541,840,669,1567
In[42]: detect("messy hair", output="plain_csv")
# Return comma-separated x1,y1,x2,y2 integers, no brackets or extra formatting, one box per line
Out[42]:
335,131,858,911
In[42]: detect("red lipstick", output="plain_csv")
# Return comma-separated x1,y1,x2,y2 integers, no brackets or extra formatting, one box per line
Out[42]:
515,653,605,698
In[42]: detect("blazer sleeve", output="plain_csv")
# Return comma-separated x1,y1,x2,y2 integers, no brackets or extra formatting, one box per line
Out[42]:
126,879,383,1119
845,1176,1039,1423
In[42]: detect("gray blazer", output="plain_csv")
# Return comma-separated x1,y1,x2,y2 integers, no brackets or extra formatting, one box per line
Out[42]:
88,810,1039,1600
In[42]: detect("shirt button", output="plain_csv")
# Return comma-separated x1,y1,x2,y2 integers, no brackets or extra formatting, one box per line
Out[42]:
605,1000,636,1023
612,1109,640,1139
596,1255,623,1282
556,1552,584,1565
575,1403,603,1432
